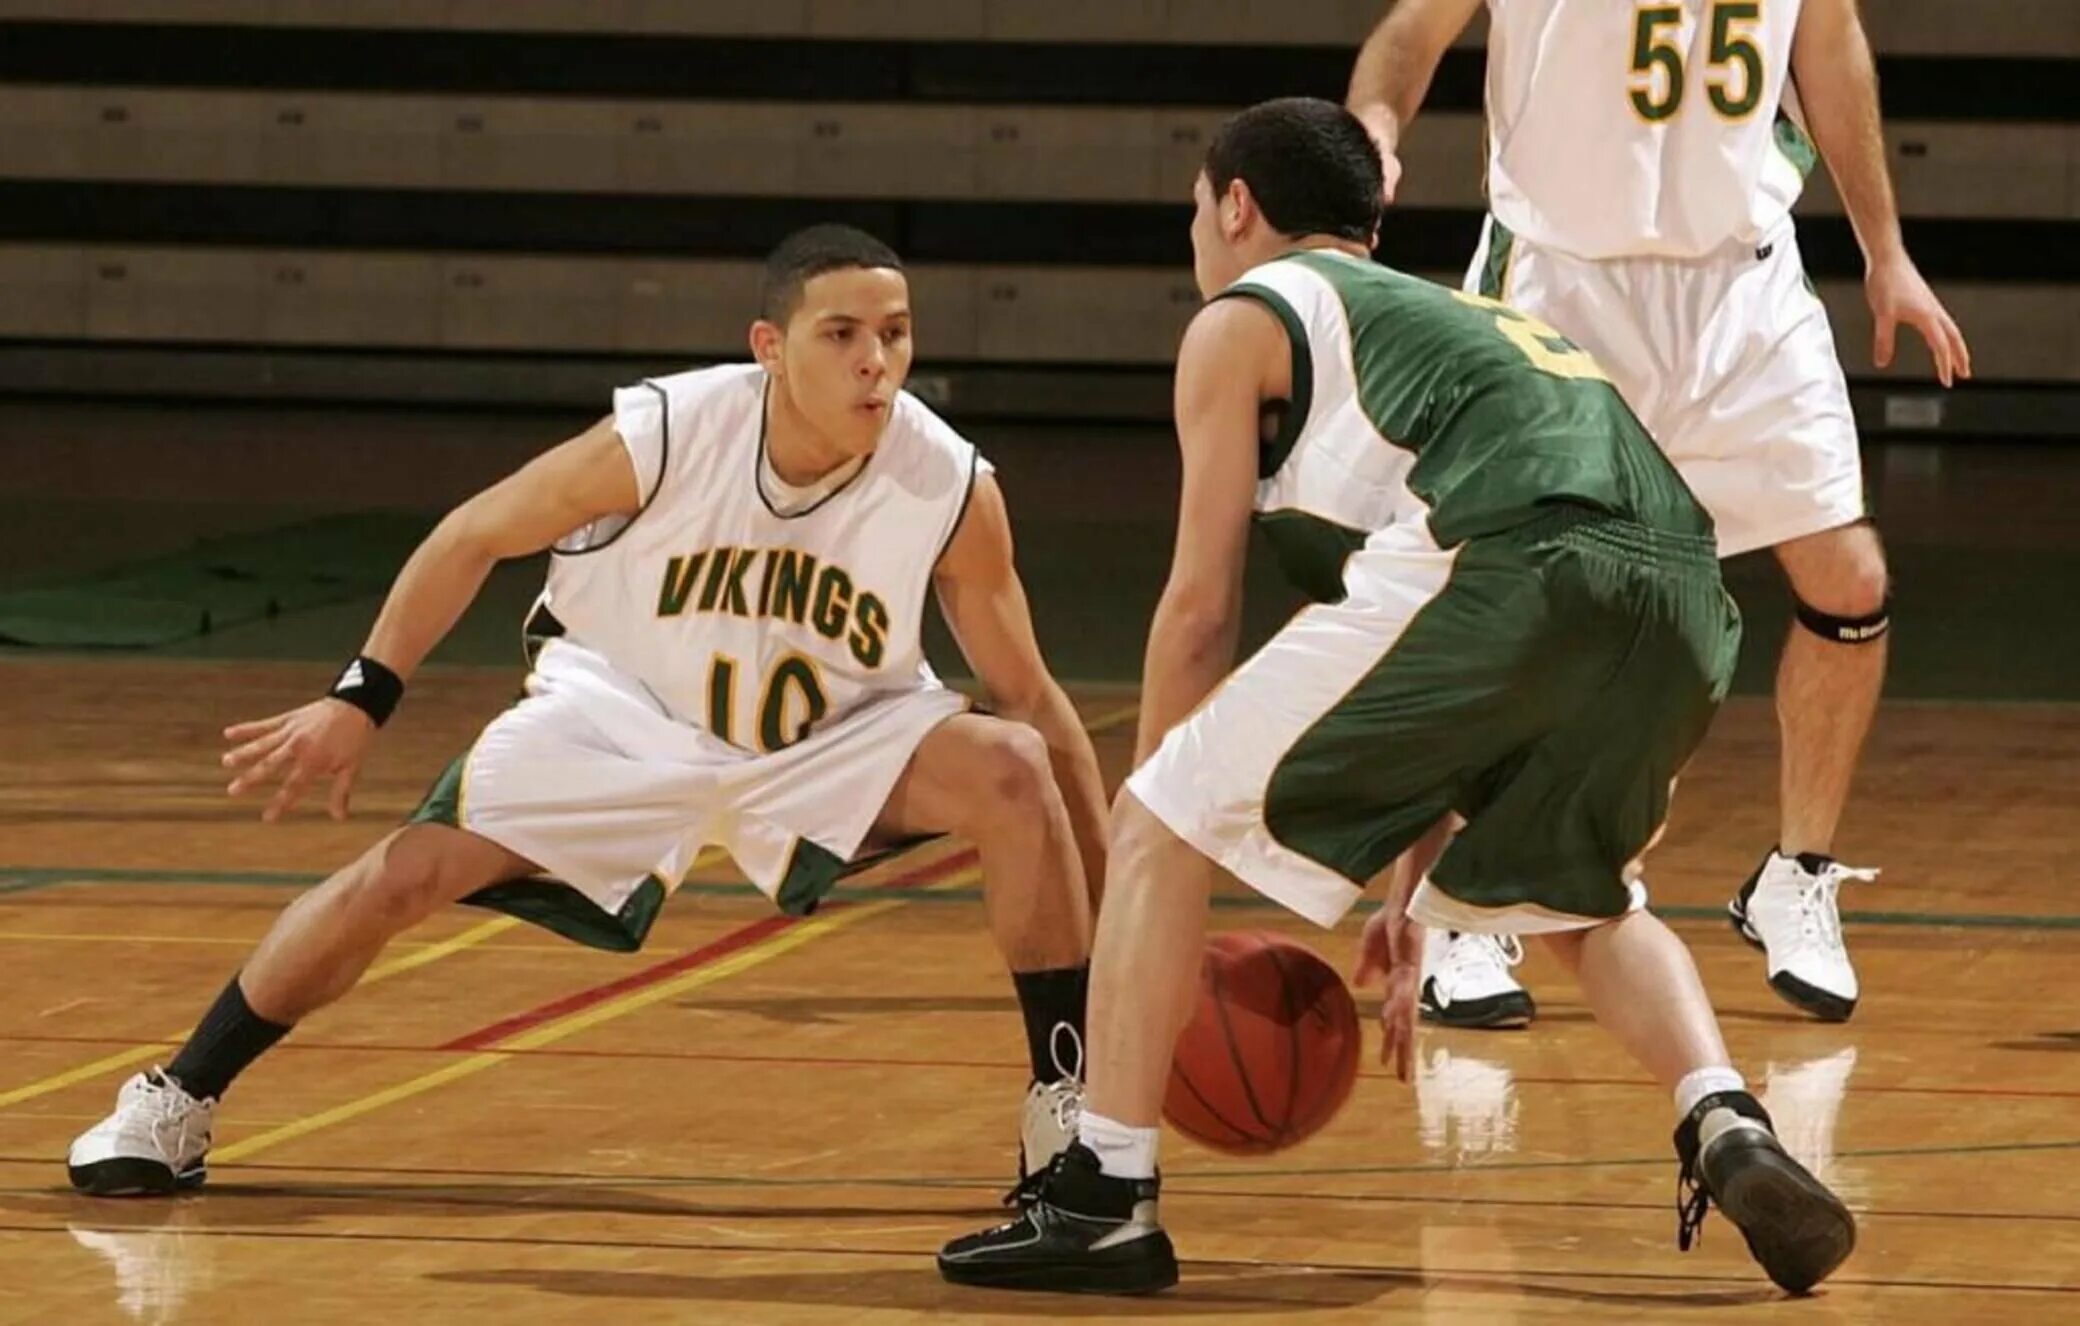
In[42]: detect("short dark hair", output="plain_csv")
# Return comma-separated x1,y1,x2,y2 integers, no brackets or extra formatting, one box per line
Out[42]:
760,224,904,323
1204,97,1383,245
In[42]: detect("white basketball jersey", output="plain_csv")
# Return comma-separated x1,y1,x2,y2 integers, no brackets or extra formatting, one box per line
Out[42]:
537,364,984,750
1484,0,1812,259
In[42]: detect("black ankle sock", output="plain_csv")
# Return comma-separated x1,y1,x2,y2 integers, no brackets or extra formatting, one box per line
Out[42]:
165,975,291,1101
1011,964,1088,1083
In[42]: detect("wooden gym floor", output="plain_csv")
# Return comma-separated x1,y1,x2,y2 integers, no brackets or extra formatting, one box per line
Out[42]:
0,659,2075,1323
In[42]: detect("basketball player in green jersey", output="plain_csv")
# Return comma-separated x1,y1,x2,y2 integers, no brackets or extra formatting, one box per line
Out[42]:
1350,0,1971,1027
940,98,1853,1297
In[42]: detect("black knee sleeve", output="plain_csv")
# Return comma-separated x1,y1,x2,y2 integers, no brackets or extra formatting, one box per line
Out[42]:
1794,595,1890,644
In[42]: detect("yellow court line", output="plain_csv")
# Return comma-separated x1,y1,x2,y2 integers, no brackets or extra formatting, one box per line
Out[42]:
0,930,582,955
211,878,965,1164
0,915,520,1111
0,1044,171,1110
0,932,319,948
1085,702,1139,735
357,916,521,983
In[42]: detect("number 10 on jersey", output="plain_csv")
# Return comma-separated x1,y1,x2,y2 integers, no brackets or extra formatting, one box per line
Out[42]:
708,652,829,752
1630,1,1764,123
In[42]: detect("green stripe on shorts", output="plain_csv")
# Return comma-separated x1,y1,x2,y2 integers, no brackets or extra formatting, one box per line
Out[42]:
1477,216,1517,300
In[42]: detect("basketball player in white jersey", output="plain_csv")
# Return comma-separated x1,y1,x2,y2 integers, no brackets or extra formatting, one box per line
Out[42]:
1349,0,1971,1026
67,226,1108,1201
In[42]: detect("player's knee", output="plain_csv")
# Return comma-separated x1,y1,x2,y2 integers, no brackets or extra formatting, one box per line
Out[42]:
1793,526,1890,620
1106,790,1166,871
970,721,1054,823
1830,547,1889,619
342,833,455,932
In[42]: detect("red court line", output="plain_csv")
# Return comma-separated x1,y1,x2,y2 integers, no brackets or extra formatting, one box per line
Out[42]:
439,847,979,1053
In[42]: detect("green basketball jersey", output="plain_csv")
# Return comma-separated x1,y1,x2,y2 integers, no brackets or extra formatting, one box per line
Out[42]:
1222,248,1711,599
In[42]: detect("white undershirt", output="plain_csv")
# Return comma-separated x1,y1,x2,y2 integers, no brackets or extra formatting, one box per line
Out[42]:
757,447,864,517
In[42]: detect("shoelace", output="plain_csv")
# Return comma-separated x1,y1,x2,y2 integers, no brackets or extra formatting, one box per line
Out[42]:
1443,933,1524,988
133,1072,193,1122
1002,1023,1087,1207
134,1071,205,1160
1793,863,1879,954
1676,1154,1712,1251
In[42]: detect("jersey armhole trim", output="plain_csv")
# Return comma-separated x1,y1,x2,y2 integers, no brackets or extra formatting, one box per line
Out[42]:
1212,283,1313,481
551,378,672,559
931,444,983,576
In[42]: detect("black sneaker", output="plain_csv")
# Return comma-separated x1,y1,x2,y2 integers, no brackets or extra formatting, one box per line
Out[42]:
1674,1089,1856,1294
939,1143,1178,1295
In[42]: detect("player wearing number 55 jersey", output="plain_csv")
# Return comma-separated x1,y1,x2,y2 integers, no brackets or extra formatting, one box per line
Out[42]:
1352,0,1972,1025
68,227,1108,1205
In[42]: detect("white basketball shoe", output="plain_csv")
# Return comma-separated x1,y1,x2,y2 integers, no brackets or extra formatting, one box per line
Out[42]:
68,1070,215,1196
1419,929,1536,1029
1006,1026,1084,1206
1728,851,1877,1022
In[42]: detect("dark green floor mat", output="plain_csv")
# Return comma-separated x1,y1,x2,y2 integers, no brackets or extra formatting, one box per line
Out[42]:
0,512,431,648
6,503,2072,704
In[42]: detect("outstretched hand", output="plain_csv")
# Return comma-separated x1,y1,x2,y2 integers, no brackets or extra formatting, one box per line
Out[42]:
1354,906,1421,1083
222,698,375,823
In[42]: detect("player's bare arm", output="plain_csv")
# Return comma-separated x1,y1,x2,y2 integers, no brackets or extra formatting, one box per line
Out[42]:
1133,297,1283,766
933,471,1110,896
1793,0,1971,385
1346,0,1483,201
222,416,643,822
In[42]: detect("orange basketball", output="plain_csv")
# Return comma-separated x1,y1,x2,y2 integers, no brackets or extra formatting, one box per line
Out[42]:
1162,931,1362,1154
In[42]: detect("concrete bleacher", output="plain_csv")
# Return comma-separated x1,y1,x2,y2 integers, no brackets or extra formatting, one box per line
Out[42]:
0,243,2062,386
2,1,2075,55
0,2,2074,419
2,87,2075,220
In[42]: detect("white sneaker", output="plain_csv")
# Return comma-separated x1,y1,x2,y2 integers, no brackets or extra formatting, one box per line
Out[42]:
1419,929,1536,1028
1006,1025,1084,1206
68,1070,215,1196
1728,852,1877,1022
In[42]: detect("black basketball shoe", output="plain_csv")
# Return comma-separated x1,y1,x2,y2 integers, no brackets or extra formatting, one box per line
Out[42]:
939,1143,1178,1295
1674,1089,1856,1294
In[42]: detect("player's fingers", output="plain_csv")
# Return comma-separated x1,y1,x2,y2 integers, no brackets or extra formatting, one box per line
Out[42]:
222,725,292,771
1872,312,1897,370
1908,307,1955,387
223,710,292,741
263,767,316,824
1946,313,1974,381
327,764,359,822
226,739,300,797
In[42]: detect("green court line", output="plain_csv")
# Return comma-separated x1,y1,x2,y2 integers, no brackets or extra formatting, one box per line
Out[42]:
5,864,2080,933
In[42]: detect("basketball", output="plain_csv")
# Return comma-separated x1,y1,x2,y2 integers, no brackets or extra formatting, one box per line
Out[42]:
1163,932,1363,1154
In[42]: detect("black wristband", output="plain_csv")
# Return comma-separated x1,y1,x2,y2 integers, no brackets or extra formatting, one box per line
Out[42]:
327,655,405,727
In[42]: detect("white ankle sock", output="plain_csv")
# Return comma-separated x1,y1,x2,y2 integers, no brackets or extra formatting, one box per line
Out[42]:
1674,1065,1747,1120
1078,1111,1159,1180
